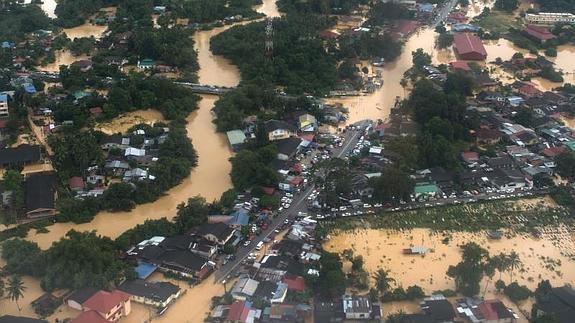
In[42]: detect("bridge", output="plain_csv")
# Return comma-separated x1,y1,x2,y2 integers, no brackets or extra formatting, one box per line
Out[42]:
176,82,235,95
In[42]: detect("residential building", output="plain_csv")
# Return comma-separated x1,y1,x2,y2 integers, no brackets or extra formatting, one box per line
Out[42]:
525,12,575,25
453,33,487,60
189,222,236,246
276,137,303,161
137,58,156,70
81,290,131,322
298,113,317,131
67,287,99,311
457,299,516,323
70,59,93,72
0,145,41,167
421,295,457,323
118,279,181,308
231,277,260,301
534,285,575,323
25,173,56,219
0,94,8,117
524,24,556,43
314,300,345,322
264,120,296,141
0,316,48,323
342,295,380,320
226,130,246,151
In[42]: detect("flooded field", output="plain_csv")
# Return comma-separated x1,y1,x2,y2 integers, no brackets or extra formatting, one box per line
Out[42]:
325,227,575,320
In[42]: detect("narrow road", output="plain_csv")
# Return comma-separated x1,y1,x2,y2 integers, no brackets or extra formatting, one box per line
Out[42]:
214,120,371,282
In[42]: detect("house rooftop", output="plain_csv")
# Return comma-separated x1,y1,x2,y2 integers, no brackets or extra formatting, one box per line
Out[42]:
67,287,99,305
25,173,55,213
0,316,48,323
83,290,130,315
118,279,180,303
0,145,41,166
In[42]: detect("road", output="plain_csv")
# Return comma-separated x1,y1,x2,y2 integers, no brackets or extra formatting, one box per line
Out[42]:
214,120,371,282
432,0,458,27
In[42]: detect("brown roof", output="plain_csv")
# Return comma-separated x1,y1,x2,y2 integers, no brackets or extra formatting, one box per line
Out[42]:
453,33,487,58
70,310,110,323
68,176,85,190
524,24,556,41
83,290,129,315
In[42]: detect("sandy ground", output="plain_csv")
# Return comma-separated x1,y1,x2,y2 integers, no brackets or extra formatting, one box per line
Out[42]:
94,109,166,135
325,227,575,321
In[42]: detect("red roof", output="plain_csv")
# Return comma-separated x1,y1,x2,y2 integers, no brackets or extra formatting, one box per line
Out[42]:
83,290,129,315
319,30,339,40
448,11,468,23
68,176,85,189
282,275,307,292
450,61,471,71
518,82,542,97
543,146,565,158
395,20,419,36
299,133,315,142
227,301,252,322
289,176,303,186
461,151,479,162
524,24,556,41
89,107,103,115
71,310,110,323
453,33,487,60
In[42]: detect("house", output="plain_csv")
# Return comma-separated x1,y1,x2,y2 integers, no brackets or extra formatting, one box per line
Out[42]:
450,61,471,72
489,169,527,191
517,82,542,98
414,182,440,197
118,279,181,308
71,310,116,323
447,11,468,24
524,24,556,43
137,58,156,70
298,114,317,131
226,300,260,323
282,275,307,292
0,316,48,323
68,176,85,192
81,290,131,322
0,94,8,117
264,120,296,141
271,282,288,304
342,295,377,320
453,33,487,60
67,287,99,311
487,156,514,169
189,222,236,246
276,137,302,161
458,299,516,323
71,59,93,72
461,151,479,163
314,301,345,322
319,30,339,40
25,173,56,219
392,20,420,39
421,296,457,323
0,145,41,167
137,245,214,280
125,147,146,158
89,107,103,117
534,285,575,323
231,277,260,300
476,128,502,145
226,130,246,151
229,208,250,228
452,23,481,33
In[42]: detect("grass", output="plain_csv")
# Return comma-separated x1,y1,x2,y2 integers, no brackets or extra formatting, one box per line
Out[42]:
319,198,573,234
472,9,522,35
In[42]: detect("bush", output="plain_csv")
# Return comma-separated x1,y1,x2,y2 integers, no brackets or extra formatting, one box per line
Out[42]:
544,48,558,57
504,282,532,302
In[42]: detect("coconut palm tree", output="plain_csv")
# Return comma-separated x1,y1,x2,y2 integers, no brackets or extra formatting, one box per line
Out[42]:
373,268,395,295
507,251,521,283
7,275,26,313
483,261,496,298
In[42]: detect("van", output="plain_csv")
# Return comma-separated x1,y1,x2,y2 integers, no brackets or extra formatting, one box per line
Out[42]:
256,241,263,250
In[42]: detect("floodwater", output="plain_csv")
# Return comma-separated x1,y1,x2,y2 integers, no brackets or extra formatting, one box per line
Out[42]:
326,226,575,321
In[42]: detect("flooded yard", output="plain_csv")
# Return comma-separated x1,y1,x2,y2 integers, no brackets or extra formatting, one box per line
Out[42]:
325,227,575,320
94,109,165,135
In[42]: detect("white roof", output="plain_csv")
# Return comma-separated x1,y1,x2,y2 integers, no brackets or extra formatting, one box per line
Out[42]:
125,147,146,156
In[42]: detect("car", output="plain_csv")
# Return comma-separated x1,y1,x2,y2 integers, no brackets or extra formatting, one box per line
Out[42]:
243,240,251,247
339,206,347,211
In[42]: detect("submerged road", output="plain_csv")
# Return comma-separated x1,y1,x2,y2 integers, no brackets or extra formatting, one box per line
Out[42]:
214,120,371,282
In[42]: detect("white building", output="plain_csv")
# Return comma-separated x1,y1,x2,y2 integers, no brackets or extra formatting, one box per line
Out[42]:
0,94,8,117
526,12,575,25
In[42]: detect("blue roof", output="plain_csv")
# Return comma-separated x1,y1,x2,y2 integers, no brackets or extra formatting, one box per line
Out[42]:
229,208,250,226
135,262,158,279
0,94,7,103
1,41,14,49
23,83,36,94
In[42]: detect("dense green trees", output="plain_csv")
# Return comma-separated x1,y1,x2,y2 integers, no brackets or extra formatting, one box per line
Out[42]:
437,33,454,49
494,0,519,12
115,218,178,249
230,145,278,190
211,15,338,95
313,251,346,299
49,129,105,180
536,0,575,14
1,239,45,277
2,170,25,222
42,230,135,291
370,168,414,203
278,0,366,14
174,196,210,231
367,2,413,26
556,151,575,180
338,32,404,62
0,4,51,41
55,0,118,28
447,242,490,296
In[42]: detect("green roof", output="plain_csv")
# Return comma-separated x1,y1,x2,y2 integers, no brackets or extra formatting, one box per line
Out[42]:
414,183,439,194
226,130,246,146
139,59,155,66
566,141,575,152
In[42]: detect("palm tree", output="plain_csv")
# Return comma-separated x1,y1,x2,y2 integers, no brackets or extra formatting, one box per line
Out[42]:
7,275,26,313
491,253,510,281
507,252,521,283
483,261,496,298
373,269,395,295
